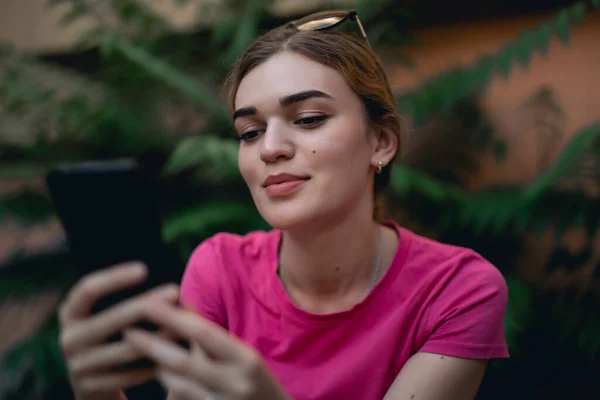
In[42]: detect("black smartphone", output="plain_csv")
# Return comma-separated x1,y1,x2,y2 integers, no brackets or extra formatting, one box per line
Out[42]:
46,158,185,367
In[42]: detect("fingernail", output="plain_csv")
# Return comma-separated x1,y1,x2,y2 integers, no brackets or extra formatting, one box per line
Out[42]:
129,262,147,274
162,284,179,296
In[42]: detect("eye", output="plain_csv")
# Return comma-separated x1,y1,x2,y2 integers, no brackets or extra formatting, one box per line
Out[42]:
294,115,328,127
236,129,263,142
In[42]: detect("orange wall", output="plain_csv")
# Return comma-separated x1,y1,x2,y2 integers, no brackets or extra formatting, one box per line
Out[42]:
389,11,600,187
387,11,600,293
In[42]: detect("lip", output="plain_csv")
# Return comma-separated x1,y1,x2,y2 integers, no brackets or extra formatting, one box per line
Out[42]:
262,173,309,198
262,173,309,187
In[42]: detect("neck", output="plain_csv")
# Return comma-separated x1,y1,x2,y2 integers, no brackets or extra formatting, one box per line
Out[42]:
279,204,381,298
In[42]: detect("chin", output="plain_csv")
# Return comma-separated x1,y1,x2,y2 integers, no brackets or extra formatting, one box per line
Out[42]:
254,197,327,232
259,207,318,231
258,198,356,234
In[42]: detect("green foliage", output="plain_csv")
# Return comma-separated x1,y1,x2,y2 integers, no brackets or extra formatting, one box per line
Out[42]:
392,121,600,235
354,0,416,49
163,200,268,244
0,48,168,162
0,190,54,226
105,35,230,123
163,135,239,181
523,122,600,202
214,0,271,68
2,317,65,391
560,305,600,360
503,276,534,352
398,1,600,124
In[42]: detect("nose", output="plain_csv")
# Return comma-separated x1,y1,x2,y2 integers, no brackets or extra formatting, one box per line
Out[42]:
259,120,294,164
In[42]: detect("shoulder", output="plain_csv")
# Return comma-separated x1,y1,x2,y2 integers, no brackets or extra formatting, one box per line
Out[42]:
393,226,509,359
179,229,279,324
187,229,279,268
400,226,507,299
184,229,280,292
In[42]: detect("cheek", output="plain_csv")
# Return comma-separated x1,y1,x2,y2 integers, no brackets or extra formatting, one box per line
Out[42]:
237,148,256,184
313,131,371,172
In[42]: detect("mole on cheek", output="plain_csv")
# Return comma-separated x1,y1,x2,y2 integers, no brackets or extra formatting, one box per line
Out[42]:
312,150,316,154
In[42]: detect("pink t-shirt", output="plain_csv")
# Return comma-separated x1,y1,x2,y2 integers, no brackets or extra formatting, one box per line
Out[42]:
180,220,509,400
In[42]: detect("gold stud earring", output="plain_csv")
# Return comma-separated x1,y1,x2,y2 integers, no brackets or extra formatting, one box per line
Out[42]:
377,160,384,174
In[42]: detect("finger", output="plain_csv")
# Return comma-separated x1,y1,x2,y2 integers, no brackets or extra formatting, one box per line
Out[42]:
143,303,245,361
61,284,178,357
69,341,142,377
124,329,228,392
68,330,178,376
60,262,148,325
157,369,213,400
77,368,157,393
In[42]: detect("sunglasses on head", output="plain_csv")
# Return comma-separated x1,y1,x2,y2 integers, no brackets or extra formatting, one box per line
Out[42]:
289,10,371,48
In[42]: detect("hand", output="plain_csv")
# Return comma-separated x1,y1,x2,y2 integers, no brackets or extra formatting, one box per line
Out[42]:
123,302,292,400
58,262,179,400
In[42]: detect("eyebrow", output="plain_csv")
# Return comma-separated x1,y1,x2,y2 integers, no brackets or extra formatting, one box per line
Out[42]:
279,90,334,108
232,106,257,122
232,90,334,122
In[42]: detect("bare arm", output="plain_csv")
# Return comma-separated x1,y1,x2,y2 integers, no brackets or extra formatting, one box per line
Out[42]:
383,353,488,400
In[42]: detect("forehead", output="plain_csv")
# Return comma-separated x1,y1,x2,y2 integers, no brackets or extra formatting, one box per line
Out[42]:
234,51,354,109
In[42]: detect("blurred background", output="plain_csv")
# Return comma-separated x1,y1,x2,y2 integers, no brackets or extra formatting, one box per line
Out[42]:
0,0,599,399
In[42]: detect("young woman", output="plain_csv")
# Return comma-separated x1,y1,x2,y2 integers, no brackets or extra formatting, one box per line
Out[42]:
58,10,509,400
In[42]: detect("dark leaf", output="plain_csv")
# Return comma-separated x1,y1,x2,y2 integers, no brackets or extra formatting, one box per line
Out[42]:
555,10,571,44
0,190,55,226
570,2,586,24
162,200,266,243
110,36,229,123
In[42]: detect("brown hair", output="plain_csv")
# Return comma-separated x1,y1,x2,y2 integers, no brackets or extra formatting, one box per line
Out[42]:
223,23,401,220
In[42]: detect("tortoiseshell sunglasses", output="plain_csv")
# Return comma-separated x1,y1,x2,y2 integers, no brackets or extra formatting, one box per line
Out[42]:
289,10,371,49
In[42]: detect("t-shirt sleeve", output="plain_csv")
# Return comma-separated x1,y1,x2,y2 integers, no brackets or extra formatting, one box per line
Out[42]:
419,253,509,359
179,238,228,329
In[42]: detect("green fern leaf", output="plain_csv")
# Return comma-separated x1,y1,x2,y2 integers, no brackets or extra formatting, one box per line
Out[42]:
162,200,266,243
0,190,55,226
571,2,587,24
392,121,600,234
531,23,553,57
503,276,534,351
2,317,65,390
495,45,515,78
555,10,571,44
211,17,237,46
523,122,600,203
514,31,535,67
108,36,229,123
354,0,394,22
163,136,239,181
223,16,257,67
399,1,594,123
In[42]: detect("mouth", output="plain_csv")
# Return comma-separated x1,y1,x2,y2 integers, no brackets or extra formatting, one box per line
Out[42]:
262,173,310,197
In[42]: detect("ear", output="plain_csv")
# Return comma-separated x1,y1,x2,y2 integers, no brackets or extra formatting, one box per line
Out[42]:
369,116,399,170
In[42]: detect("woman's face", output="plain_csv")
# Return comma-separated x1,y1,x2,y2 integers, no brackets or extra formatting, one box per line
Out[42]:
234,51,380,230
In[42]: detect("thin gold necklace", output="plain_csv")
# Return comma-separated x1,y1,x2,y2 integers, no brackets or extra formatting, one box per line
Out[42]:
279,226,383,291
